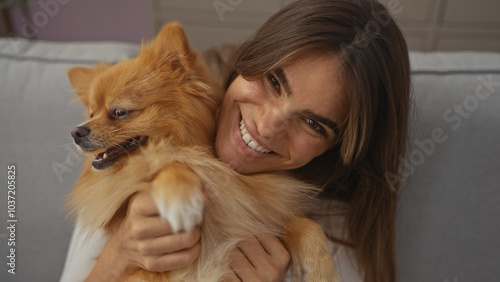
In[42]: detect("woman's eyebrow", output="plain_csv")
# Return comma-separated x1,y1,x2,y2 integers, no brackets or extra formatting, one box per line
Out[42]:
275,67,293,97
303,110,340,136
276,67,340,136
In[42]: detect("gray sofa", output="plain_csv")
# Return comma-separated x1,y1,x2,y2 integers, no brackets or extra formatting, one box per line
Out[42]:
0,38,499,282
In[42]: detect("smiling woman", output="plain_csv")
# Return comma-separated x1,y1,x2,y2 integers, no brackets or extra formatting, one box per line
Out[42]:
214,0,411,281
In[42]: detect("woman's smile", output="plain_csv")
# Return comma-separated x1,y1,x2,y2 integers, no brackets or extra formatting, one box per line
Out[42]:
239,118,272,154
231,112,277,161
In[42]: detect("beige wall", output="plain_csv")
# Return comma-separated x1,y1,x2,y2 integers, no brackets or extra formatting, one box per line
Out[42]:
150,0,500,52
390,0,500,52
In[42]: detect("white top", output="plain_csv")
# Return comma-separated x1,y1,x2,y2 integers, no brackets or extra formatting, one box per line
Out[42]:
60,222,108,282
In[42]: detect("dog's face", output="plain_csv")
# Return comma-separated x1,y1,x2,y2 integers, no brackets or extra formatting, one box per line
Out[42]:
69,24,219,170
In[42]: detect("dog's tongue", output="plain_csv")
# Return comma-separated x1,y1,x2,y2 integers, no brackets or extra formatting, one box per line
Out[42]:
92,136,148,170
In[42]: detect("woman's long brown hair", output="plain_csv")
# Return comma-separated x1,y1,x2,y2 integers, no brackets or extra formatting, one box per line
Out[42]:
216,0,411,281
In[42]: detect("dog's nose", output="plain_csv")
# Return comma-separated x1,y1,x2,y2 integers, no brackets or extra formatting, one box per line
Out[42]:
71,126,91,144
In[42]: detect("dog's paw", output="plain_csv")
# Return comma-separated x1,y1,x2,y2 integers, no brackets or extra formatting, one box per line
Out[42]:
151,163,204,233
284,218,341,282
156,191,204,234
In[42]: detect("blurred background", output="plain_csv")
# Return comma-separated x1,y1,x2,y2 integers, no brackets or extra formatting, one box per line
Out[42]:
1,0,500,52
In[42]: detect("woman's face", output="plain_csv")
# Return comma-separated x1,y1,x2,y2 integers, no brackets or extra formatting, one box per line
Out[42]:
215,55,347,174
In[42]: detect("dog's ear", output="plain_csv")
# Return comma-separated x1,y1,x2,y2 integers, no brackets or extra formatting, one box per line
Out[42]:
145,22,197,69
68,63,110,106
67,67,94,106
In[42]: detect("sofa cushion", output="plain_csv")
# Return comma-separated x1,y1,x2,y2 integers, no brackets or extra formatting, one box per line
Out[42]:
398,52,500,282
0,38,140,282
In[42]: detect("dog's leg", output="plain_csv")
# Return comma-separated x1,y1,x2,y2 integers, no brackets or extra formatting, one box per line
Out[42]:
126,268,171,282
284,217,341,282
151,162,204,233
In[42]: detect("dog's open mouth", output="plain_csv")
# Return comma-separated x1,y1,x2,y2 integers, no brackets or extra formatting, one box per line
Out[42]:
92,136,148,170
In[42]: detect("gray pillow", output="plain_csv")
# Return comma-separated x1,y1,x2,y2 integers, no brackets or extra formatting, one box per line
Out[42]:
398,52,500,282
0,38,139,282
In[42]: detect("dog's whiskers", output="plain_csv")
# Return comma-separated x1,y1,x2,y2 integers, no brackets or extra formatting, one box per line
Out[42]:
108,126,129,134
47,142,78,151
114,132,140,137
54,149,86,167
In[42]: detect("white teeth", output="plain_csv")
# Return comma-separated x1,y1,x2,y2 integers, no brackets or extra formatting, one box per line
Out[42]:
103,153,107,159
242,133,252,143
239,120,271,153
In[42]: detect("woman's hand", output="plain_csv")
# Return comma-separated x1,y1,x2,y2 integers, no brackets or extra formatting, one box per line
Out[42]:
85,190,288,282
85,190,202,282
223,234,291,282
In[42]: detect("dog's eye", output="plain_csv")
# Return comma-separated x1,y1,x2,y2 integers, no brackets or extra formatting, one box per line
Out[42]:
112,109,129,119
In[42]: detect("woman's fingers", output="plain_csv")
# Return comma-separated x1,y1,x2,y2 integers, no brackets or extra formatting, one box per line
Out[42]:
136,226,202,256
139,241,202,272
229,247,261,281
227,234,290,282
236,239,272,274
222,271,241,282
257,233,290,268
112,190,203,273
114,191,290,280
128,216,173,239
128,191,160,217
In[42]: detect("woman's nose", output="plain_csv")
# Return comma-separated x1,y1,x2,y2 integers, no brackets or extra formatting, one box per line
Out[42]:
256,104,288,140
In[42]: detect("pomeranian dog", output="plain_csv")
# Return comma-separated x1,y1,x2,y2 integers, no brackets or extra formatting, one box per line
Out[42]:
67,23,339,281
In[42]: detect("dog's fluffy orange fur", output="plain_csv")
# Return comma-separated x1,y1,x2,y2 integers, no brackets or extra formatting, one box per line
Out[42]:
67,23,339,281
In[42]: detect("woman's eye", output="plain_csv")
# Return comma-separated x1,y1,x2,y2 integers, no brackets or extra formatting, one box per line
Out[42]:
305,118,326,135
112,109,129,119
267,74,281,93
